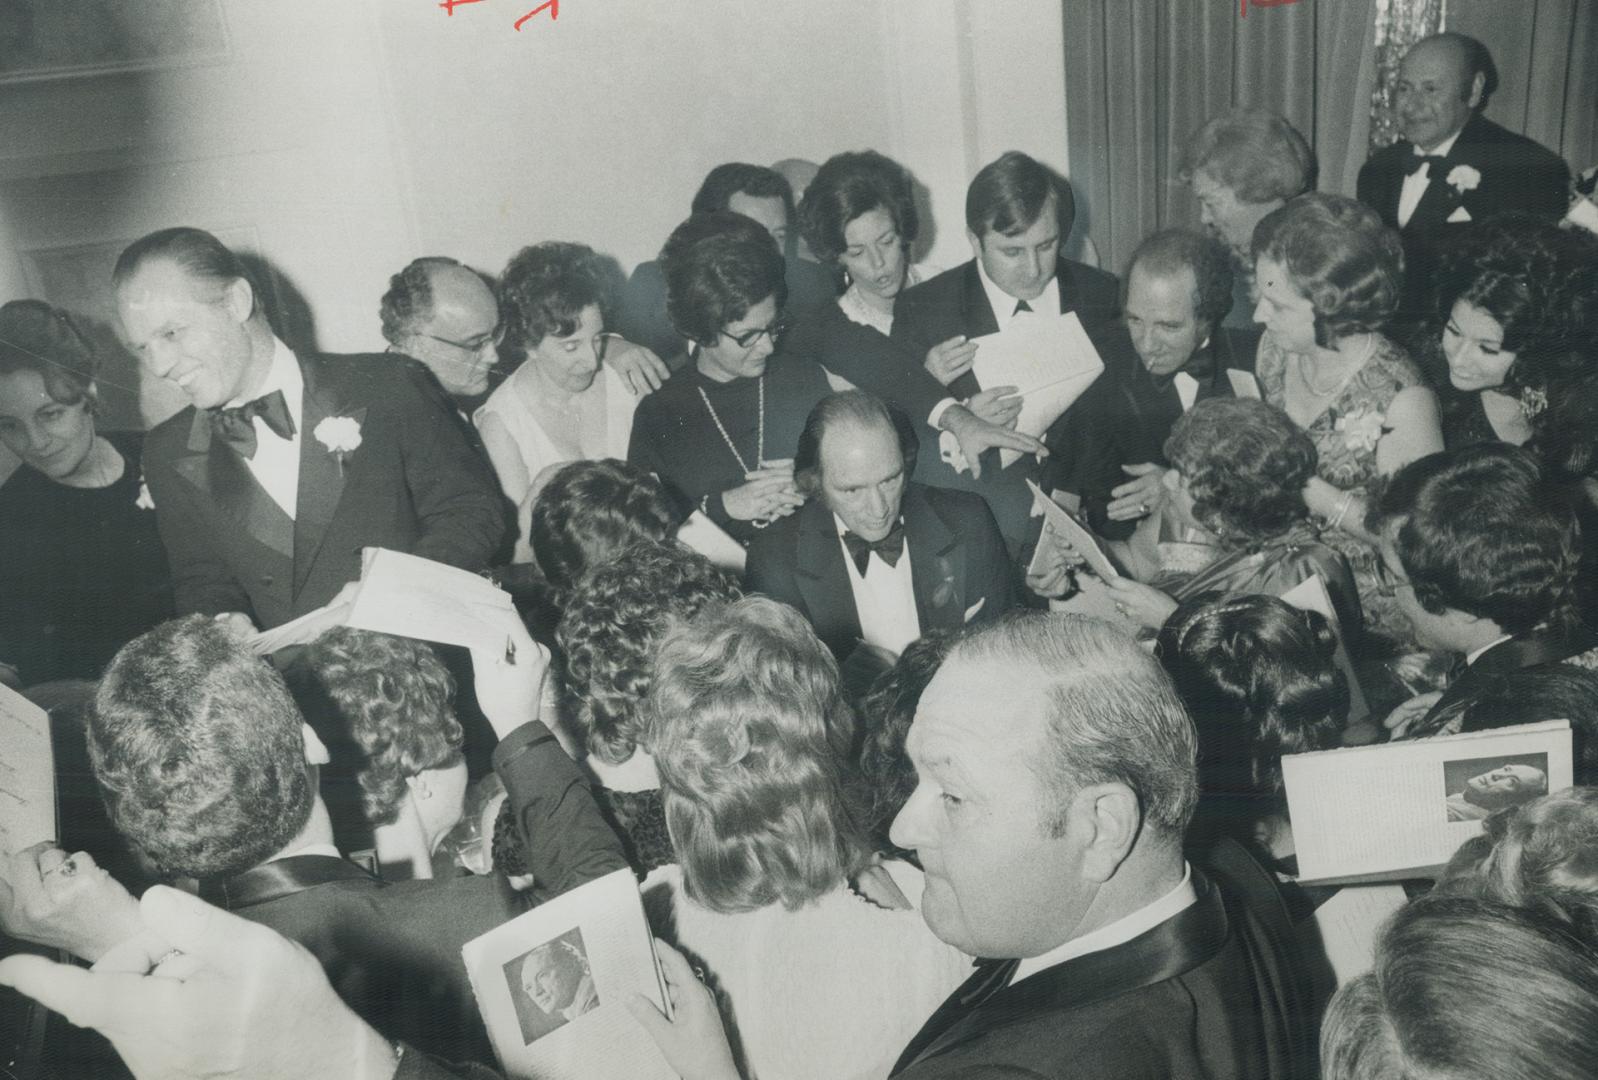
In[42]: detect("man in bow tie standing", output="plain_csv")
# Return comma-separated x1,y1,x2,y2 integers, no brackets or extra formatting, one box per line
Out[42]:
744,390,1019,663
1357,33,1569,328
118,228,505,632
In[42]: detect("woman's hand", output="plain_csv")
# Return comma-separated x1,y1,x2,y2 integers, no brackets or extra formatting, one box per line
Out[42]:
924,335,979,386
1096,576,1179,630
626,940,741,1080
1107,463,1168,523
0,845,144,963
720,462,803,523
1026,528,1079,600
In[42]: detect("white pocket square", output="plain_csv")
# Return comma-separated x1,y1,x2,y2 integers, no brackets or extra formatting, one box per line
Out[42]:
963,597,986,623
1446,206,1473,223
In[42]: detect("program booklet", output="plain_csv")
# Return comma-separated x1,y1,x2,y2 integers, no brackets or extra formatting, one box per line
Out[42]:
1282,719,1573,884
969,310,1104,468
461,868,677,1080
0,683,54,853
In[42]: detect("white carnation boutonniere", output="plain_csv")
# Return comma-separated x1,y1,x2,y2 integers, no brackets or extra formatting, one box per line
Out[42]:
313,415,363,473
134,472,155,511
1335,407,1388,453
1446,165,1482,197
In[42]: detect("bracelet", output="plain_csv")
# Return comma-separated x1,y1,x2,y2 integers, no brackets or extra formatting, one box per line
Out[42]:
1328,491,1357,531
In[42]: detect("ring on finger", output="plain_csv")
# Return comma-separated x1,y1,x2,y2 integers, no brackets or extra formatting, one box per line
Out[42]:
44,855,78,879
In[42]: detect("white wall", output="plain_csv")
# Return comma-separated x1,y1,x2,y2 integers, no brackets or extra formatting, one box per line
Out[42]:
0,0,1069,476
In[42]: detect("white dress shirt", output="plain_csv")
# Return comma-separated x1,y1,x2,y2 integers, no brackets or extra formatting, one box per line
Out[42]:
1173,371,1201,413
1464,633,1514,667
976,257,1061,335
1397,127,1464,228
224,338,303,518
1011,862,1197,985
835,513,921,656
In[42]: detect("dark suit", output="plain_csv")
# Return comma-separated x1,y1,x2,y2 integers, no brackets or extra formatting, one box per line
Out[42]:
745,484,1019,661
143,351,507,629
891,840,1316,1080
1357,114,1570,322
1045,325,1261,540
1420,622,1598,732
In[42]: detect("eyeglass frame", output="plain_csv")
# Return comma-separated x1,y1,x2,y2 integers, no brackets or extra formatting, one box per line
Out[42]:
417,322,507,354
720,314,790,350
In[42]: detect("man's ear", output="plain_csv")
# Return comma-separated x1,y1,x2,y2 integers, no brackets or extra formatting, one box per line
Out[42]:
967,228,985,261
301,723,330,767
1072,782,1142,884
1466,71,1486,110
404,772,431,802
222,276,255,325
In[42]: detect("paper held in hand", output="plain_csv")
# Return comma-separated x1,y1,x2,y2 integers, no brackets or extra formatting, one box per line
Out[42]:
0,682,54,853
970,310,1103,468
462,868,676,1080
1281,719,1573,885
1026,478,1119,581
247,547,515,654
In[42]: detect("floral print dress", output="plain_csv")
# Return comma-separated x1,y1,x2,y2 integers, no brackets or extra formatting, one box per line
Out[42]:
1257,332,1426,641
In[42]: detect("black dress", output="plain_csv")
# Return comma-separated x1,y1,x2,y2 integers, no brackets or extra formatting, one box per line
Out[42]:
0,433,173,685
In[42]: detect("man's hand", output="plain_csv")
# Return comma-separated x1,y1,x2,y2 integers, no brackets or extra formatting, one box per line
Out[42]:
0,885,397,1080
966,385,1023,428
940,406,1046,481
626,940,740,1080
211,612,257,642
1106,463,1168,523
0,845,143,963
924,335,978,386
606,336,671,396
1384,691,1445,740
469,613,552,741
1025,529,1078,601
720,461,804,522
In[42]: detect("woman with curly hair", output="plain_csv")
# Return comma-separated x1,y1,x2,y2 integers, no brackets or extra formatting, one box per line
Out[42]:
1250,193,1443,638
1422,214,1598,450
556,540,741,875
1437,786,1598,924
1093,396,1362,641
300,627,466,880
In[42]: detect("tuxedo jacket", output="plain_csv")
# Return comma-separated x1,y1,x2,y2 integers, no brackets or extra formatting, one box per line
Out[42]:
142,351,507,629
744,484,1020,661
1357,114,1569,317
1421,622,1598,731
891,839,1316,1080
1045,324,1261,541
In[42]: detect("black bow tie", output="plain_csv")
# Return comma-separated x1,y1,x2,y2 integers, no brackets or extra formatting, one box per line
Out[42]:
1150,347,1218,391
1013,299,1034,315
209,389,296,460
842,521,905,575
1406,153,1449,179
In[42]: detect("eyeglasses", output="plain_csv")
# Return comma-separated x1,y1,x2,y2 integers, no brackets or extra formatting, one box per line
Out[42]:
419,323,506,354
721,316,789,350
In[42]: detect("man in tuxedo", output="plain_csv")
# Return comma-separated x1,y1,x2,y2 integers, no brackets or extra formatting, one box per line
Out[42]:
85,615,626,1064
883,614,1313,1078
1371,444,1598,738
379,256,502,403
744,390,1019,662
1047,229,1261,541
1357,33,1570,323
116,228,506,632
614,162,837,360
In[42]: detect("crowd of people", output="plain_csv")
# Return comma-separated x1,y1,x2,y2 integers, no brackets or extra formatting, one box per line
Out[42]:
4,28,1598,1080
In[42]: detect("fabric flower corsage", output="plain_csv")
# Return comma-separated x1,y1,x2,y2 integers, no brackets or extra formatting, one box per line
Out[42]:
1446,165,1482,195
1518,385,1549,420
135,473,155,510
1335,408,1387,453
313,415,363,471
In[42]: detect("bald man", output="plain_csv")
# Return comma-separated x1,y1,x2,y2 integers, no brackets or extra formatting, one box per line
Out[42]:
380,257,502,402
1357,33,1569,322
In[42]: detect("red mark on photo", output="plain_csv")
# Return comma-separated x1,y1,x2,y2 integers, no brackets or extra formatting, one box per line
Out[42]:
515,0,559,30
438,0,489,14
1240,0,1300,16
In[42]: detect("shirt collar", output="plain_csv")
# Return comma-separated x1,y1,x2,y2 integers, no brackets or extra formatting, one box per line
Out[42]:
226,337,304,420
1412,126,1464,159
1012,862,1196,985
1465,633,1515,667
975,256,1059,331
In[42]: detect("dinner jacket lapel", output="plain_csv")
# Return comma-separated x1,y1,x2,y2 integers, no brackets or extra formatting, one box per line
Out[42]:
293,354,365,599
794,500,865,654
904,485,963,631
171,406,294,559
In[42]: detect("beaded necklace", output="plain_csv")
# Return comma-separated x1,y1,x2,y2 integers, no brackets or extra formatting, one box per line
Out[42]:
697,374,764,473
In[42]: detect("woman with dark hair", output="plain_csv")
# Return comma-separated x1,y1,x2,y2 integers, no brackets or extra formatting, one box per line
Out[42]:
1251,192,1443,637
0,299,172,686
628,212,833,545
1321,894,1598,1080
557,541,741,875
475,241,659,524
1157,594,1348,857
855,631,953,858
1089,397,1362,641
526,458,676,609
640,596,967,1080
1423,215,1598,450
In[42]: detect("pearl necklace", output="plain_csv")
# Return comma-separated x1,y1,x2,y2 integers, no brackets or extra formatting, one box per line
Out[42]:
697,374,764,475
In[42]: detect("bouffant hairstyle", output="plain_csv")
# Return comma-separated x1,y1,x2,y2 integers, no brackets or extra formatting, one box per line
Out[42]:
89,616,313,879
792,390,919,499
378,256,464,345
1157,594,1347,803
1127,229,1237,330
857,631,953,853
1164,397,1318,545
1321,895,1598,1080
528,459,677,606
301,628,462,825
1367,444,1580,636
660,211,788,347
0,299,99,406
1252,193,1404,347
798,150,920,267
645,596,865,913
1438,787,1598,926
1179,108,1316,205
558,542,741,766
965,150,1075,239
1435,214,1598,393
497,241,611,361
